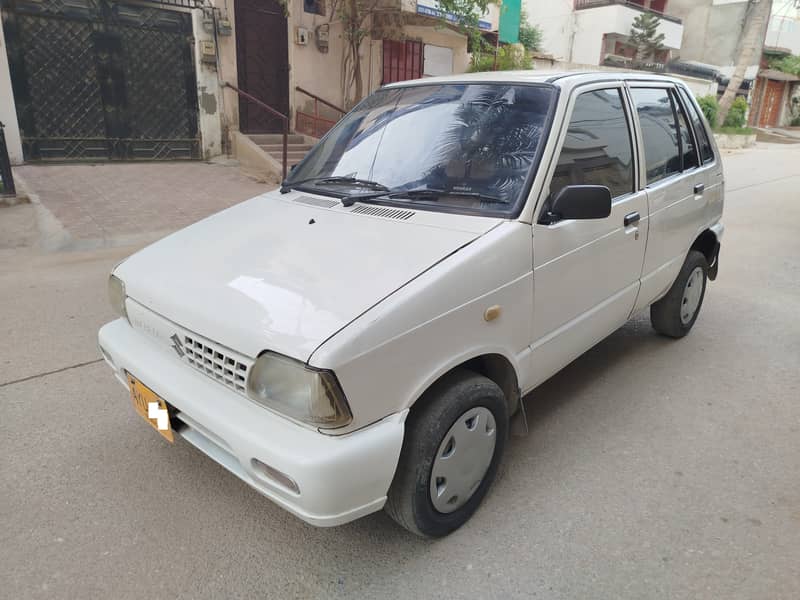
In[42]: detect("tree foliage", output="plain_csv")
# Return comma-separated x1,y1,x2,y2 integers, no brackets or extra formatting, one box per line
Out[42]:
628,12,665,63
768,54,800,76
697,95,719,126
518,7,542,52
722,96,748,129
469,43,531,72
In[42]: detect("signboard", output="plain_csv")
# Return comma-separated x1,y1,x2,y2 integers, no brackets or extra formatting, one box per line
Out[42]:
498,0,521,44
416,0,492,31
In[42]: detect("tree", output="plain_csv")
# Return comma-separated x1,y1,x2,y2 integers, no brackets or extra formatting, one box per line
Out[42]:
717,0,773,127
329,0,492,107
518,7,543,53
628,12,665,64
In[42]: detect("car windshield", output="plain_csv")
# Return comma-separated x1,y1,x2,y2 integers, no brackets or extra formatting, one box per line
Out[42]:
284,83,556,216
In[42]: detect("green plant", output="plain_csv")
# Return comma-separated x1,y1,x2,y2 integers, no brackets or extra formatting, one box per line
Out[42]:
469,44,532,72
628,12,665,63
722,96,748,128
518,7,542,52
697,95,719,126
714,126,753,135
768,54,800,76
791,116,800,127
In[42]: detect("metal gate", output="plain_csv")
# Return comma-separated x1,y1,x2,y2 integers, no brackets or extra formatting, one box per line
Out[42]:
2,0,201,161
382,40,423,85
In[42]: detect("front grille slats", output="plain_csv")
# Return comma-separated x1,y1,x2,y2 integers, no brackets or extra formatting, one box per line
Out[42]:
179,333,250,394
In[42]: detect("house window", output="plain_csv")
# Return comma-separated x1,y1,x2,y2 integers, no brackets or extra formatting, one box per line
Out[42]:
304,0,325,16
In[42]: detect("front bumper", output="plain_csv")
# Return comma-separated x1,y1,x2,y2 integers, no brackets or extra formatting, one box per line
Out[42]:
98,318,406,527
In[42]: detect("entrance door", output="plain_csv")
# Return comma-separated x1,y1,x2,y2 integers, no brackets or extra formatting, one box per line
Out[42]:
235,0,289,133
759,79,786,128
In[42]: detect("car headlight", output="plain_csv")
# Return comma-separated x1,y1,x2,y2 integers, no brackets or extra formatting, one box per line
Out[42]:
247,352,352,429
108,274,128,321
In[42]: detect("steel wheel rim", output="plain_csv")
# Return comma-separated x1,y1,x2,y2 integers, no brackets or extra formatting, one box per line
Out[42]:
429,406,497,514
681,266,704,325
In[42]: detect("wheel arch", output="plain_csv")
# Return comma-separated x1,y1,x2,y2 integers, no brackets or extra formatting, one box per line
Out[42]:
410,352,521,418
690,228,721,280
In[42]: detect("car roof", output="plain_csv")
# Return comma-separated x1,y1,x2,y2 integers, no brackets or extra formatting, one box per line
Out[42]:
383,70,688,90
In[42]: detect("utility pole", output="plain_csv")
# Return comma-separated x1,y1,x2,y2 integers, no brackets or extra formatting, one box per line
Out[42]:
717,0,773,126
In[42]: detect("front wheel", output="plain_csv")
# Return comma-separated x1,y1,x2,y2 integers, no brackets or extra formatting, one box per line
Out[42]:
385,370,508,537
650,250,708,338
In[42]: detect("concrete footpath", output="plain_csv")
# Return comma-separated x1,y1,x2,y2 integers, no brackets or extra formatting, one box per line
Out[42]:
1,144,799,599
8,160,271,251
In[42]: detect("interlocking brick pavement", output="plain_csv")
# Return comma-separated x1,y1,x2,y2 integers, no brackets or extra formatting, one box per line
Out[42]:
14,162,272,243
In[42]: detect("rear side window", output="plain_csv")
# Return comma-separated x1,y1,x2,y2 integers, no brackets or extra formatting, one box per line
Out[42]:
549,88,634,200
631,88,681,185
673,89,699,170
678,87,714,164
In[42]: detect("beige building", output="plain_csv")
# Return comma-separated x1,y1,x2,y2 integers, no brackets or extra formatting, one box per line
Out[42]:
0,0,497,171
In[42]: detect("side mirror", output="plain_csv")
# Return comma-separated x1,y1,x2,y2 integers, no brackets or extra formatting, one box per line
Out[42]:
542,185,612,224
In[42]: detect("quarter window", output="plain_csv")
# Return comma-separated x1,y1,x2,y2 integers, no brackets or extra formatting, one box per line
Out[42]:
549,88,634,201
673,89,699,171
678,87,714,164
631,88,682,185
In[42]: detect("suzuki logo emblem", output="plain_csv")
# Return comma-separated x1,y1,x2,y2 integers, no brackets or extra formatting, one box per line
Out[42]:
170,333,185,358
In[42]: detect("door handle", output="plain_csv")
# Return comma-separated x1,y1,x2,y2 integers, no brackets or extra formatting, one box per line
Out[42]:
624,211,640,227
694,183,705,195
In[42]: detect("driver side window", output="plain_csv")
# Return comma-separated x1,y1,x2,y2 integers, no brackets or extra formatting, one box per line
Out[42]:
548,88,635,204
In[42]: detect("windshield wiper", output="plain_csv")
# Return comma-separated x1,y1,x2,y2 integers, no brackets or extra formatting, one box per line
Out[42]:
341,187,506,207
280,176,389,194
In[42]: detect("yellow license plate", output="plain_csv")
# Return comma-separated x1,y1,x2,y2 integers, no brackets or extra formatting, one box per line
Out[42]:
128,373,174,443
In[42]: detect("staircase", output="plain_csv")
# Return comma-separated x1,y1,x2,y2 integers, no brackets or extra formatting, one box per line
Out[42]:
230,130,315,183
247,133,314,169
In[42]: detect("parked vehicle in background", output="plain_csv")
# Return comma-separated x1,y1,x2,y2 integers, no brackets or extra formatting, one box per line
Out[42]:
99,72,724,537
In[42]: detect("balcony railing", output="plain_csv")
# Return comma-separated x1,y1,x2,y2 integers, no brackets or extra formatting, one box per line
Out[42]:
574,0,682,25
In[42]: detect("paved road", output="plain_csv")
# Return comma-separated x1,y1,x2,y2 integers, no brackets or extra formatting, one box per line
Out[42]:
2,145,799,599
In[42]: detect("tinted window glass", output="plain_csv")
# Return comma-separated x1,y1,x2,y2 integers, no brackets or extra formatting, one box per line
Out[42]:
549,88,634,200
673,90,699,170
679,87,714,163
286,84,556,215
631,88,681,184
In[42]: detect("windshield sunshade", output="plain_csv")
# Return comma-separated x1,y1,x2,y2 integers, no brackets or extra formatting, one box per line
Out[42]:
284,83,557,216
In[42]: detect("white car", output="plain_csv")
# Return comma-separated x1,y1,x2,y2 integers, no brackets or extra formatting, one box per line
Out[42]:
99,71,724,537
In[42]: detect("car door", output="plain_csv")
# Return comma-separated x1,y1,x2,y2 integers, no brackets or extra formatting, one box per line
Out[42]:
677,86,724,235
528,83,648,389
629,84,710,311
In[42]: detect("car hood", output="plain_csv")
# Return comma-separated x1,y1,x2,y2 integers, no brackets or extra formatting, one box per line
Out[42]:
116,192,499,361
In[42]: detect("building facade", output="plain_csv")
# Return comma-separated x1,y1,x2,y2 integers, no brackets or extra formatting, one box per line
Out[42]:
529,0,684,67
0,0,498,166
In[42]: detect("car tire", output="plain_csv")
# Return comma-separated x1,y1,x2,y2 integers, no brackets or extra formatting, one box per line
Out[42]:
385,369,508,538
650,250,708,339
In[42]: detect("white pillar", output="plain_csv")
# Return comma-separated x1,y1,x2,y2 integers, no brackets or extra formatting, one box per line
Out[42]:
0,22,24,165
192,8,224,159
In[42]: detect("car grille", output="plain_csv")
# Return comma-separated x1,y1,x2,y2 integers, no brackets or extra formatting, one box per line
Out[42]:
126,299,253,397
178,334,250,394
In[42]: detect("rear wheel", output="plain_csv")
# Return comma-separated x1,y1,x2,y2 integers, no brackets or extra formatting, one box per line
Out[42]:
385,370,508,537
650,250,708,338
